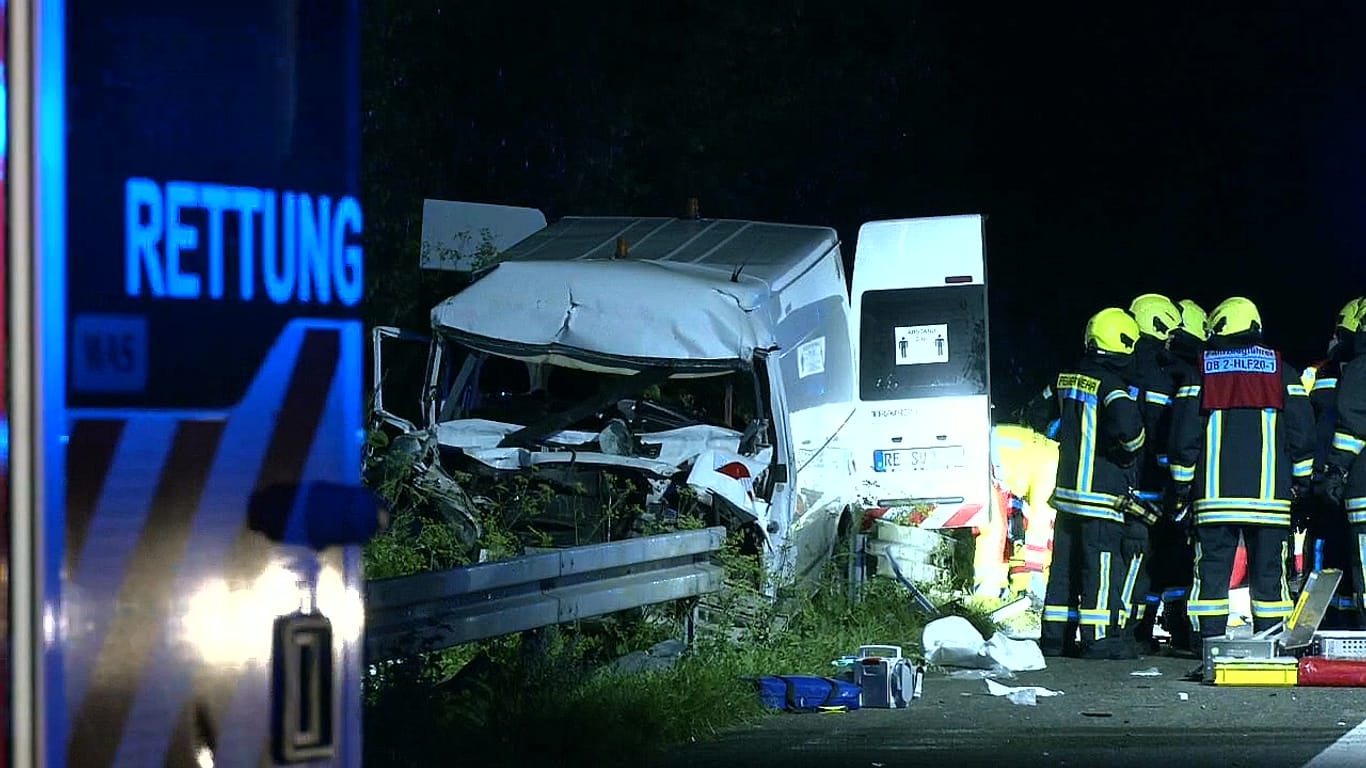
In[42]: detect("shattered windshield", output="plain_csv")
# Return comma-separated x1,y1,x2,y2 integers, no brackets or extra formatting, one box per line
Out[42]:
436,340,761,435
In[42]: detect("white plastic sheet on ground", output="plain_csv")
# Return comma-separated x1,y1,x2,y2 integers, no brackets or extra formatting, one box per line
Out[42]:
984,678,1064,706
922,615,1047,672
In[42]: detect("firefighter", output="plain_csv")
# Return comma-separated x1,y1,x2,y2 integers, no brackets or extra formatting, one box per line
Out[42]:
1314,300,1366,626
1302,297,1366,628
1146,298,1208,654
1302,297,1363,393
1123,294,1185,653
991,423,1062,603
1167,300,1209,377
1040,307,1147,660
1169,297,1315,644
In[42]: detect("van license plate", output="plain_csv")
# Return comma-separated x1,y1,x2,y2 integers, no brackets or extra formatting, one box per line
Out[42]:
873,447,963,472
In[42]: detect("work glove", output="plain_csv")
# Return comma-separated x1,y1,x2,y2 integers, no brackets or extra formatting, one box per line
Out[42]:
1291,496,1311,532
1166,481,1193,520
1314,465,1347,509
1159,482,1192,543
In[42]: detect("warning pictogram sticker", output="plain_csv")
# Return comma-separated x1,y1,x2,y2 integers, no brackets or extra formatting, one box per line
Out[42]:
894,324,949,366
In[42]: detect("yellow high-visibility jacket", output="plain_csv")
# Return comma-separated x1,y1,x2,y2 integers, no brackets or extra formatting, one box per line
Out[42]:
991,424,1060,593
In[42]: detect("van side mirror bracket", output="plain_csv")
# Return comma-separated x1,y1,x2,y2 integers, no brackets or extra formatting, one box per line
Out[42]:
768,463,788,484
739,417,770,454
757,462,788,501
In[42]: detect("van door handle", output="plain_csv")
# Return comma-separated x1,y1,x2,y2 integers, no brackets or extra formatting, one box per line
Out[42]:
272,612,336,763
936,435,948,441
890,437,903,443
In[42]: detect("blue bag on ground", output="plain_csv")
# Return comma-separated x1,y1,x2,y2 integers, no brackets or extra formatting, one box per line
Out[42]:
750,675,861,712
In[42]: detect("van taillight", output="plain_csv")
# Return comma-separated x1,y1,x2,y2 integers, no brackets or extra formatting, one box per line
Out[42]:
945,275,972,284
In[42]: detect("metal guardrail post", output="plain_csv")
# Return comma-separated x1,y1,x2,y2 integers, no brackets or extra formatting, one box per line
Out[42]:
364,526,727,662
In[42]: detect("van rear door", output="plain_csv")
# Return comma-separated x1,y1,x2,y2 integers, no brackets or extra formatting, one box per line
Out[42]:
849,216,991,529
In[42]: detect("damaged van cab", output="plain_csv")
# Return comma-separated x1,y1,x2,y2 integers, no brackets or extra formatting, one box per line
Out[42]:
371,215,860,590
369,209,992,593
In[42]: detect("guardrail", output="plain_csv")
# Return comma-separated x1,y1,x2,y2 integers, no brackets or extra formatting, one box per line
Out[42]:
364,526,728,662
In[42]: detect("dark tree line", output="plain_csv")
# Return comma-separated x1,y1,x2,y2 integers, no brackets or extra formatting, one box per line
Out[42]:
358,1,1048,404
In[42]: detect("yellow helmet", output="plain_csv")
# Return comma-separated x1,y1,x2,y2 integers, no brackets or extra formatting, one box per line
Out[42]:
1129,293,1183,340
1175,299,1208,341
1338,297,1364,333
1085,307,1140,355
1349,299,1366,332
1208,296,1262,337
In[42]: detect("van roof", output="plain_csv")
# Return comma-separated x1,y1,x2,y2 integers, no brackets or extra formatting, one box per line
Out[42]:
501,216,840,290
430,217,841,368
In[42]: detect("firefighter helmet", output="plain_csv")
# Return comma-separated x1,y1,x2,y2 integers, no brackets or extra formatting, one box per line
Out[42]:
1084,308,1140,355
1175,299,1208,341
1129,294,1183,340
1349,299,1366,332
1338,297,1364,333
1208,296,1262,337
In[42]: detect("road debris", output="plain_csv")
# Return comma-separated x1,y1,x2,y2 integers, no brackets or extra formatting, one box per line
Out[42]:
1129,667,1162,677
924,615,1046,673
1178,692,1190,701
984,678,1063,706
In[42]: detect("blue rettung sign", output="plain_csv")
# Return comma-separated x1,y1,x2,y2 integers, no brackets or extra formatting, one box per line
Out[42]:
29,2,372,766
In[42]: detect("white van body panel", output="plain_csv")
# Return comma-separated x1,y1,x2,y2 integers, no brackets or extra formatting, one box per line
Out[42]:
849,216,992,529
408,216,861,591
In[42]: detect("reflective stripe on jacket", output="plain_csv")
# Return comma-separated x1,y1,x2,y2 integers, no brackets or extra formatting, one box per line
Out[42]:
1169,344,1314,526
1047,357,1145,522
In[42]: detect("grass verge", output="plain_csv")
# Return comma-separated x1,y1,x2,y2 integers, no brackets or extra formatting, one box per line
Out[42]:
363,528,998,768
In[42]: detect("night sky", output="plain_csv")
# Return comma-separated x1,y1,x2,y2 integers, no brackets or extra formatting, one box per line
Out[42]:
366,2,1366,411
964,5,1366,406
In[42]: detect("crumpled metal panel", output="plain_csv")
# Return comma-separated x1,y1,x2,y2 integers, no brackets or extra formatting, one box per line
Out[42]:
431,259,775,363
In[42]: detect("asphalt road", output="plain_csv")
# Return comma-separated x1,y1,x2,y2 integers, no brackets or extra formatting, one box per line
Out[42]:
651,652,1366,768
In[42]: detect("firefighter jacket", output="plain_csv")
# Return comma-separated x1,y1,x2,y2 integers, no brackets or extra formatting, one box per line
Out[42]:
1322,333,1366,525
1169,339,1315,526
1302,355,1346,465
1163,345,1201,390
1046,356,1146,522
1020,386,1059,436
991,424,1060,580
1129,337,1176,497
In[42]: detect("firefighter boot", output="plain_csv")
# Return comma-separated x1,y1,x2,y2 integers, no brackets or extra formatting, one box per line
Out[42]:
1080,637,1140,660
1080,624,1140,660
1132,597,1161,655
1161,600,1198,658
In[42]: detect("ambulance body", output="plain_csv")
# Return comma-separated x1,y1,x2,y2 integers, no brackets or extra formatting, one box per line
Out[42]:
8,2,376,766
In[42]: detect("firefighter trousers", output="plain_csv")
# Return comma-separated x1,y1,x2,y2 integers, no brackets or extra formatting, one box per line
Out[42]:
1307,498,1364,629
1134,517,1195,647
1347,522,1366,628
1041,512,1129,655
1189,523,1293,638
1121,518,1150,627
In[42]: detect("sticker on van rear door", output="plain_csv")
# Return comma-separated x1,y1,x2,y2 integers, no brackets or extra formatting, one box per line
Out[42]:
894,324,949,365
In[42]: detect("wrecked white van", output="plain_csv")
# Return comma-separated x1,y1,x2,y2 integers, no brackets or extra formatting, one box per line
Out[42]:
370,206,994,593
371,214,861,590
